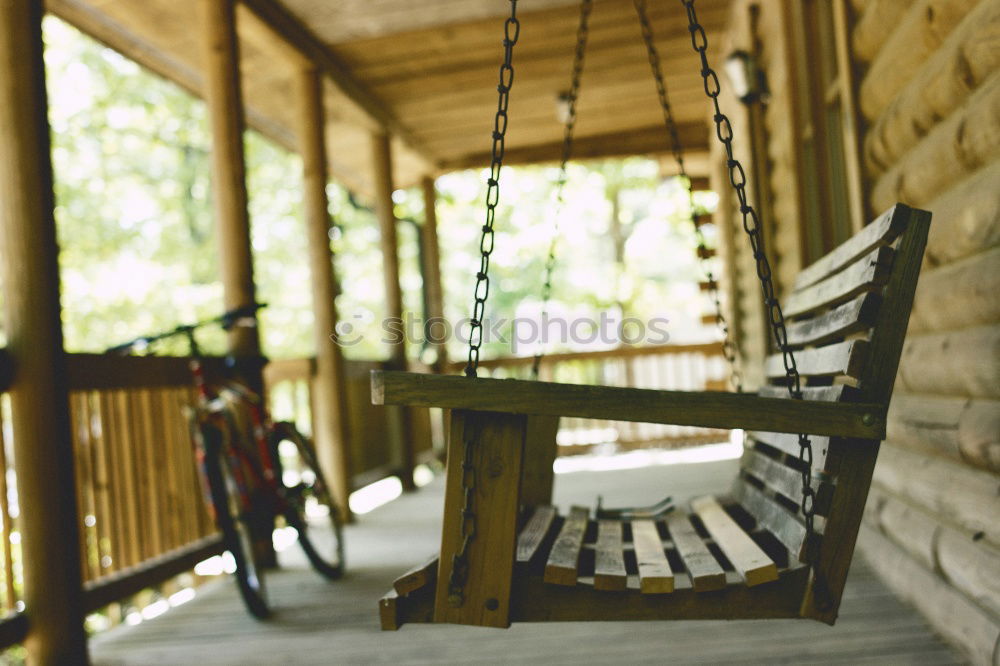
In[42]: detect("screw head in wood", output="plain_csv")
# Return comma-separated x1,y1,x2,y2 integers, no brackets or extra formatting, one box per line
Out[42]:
862,413,877,427
484,598,499,611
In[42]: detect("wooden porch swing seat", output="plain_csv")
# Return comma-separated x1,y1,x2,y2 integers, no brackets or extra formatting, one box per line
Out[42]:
372,203,930,629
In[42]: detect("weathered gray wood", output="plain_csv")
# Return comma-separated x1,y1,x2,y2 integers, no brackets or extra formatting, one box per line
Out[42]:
372,371,886,440
631,520,674,594
517,506,557,564
593,521,627,591
764,340,869,381
544,506,590,586
740,449,833,515
785,293,881,347
691,496,778,587
785,246,893,319
793,204,909,290
746,431,831,469
664,512,726,592
732,480,809,562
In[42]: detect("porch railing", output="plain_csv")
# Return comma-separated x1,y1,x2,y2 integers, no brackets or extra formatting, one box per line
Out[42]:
0,351,419,650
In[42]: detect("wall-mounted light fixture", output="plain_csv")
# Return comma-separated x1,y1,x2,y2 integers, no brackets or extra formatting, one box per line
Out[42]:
724,50,769,105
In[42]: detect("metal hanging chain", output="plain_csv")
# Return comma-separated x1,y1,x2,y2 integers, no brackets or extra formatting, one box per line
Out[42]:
451,0,520,609
531,0,594,380
680,0,828,607
634,0,742,392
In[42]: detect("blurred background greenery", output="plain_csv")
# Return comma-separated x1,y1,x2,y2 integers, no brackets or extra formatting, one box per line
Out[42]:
41,17,719,365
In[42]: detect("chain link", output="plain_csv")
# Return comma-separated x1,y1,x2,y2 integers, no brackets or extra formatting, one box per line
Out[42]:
634,0,741,392
451,0,520,608
531,0,593,380
680,0,826,606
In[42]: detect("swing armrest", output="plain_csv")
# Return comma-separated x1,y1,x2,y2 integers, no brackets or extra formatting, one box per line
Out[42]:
371,371,885,440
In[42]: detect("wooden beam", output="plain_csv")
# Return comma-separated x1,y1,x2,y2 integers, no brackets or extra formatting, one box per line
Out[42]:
239,0,433,167
440,123,711,171
199,0,261,361
294,63,354,521
371,371,887,439
82,535,225,613
371,131,415,489
199,0,273,565
0,2,87,659
420,176,447,368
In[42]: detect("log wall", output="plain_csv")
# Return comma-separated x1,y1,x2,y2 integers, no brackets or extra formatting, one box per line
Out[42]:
716,0,999,661
853,3,1000,659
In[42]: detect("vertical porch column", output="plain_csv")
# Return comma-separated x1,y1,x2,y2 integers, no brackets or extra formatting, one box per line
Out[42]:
371,132,415,489
199,0,274,563
0,2,88,661
199,0,261,363
420,176,447,370
293,64,353,520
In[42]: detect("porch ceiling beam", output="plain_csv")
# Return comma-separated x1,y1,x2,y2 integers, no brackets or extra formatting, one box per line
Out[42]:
438,122,710,172
239,0,433,166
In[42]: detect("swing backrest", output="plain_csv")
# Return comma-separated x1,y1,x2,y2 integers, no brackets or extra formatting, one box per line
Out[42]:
734,203,930,621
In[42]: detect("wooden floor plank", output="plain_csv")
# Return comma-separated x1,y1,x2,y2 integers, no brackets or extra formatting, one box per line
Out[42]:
691,495,779,587
593,520,627,592
664,512,727,592
543,505,589,586
631,520,674,594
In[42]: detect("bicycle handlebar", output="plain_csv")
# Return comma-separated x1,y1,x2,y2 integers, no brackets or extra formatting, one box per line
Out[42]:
105,303,267,355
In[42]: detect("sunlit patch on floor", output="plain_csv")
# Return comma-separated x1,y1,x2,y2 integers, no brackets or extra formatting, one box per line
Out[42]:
349,476,402,515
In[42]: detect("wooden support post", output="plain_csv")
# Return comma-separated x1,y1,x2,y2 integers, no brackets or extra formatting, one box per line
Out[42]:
420,176,447,370
199,0,274,564
371,131,416,489
519,415,560,508
434,410,525,627
199,0,261,363
0,3,88,661
294,64,353,521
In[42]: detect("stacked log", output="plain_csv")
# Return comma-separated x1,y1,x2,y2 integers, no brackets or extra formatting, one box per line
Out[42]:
851,1,1000,661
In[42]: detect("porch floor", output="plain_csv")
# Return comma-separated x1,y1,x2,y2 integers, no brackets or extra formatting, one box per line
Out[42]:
91,455,961,664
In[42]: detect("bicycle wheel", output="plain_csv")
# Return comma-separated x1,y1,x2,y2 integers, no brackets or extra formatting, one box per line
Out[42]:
201,422,271,618
270,422,345,579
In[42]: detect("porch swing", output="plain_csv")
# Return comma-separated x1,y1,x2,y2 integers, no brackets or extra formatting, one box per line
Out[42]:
372,0,930,630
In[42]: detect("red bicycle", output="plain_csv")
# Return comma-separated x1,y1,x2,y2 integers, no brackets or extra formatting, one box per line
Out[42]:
107,304,345,618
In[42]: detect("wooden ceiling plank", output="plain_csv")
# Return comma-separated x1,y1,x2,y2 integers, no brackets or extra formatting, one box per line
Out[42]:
239,0,434,169
437,123,710,172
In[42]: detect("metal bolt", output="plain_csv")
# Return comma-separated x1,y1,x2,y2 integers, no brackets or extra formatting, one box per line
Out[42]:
484,598,499,611
862,413,877,427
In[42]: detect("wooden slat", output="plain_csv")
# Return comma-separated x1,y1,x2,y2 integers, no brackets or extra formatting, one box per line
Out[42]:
664,512,726,592
691,496,777,587
544,506,590,586
593,521,627,592
784,246,893,318
433,410,524,627
732,481,808,562
517,505,557,564
373,372,886,440
793,204,909,290
740,449,833,515
785,292,881,347
764,339,869,381
756,384,856,403
393,555,438,596
746,431,831,469
631,520,674,594
447,342,724,372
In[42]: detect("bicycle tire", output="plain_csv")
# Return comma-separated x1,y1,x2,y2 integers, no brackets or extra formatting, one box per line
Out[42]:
270,422,345,579
201,422,271,618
